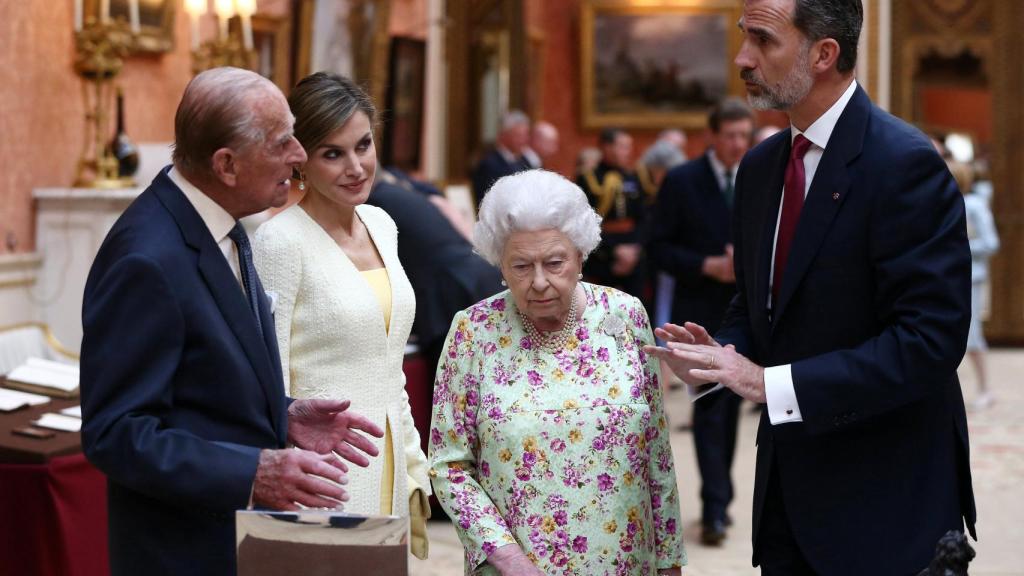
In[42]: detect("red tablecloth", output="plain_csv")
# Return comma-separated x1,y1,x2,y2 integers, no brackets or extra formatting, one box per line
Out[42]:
0,453,109,576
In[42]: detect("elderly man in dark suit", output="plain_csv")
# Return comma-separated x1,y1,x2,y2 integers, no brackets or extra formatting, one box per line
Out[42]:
648,1,976,574
80,67,384,575
651,97,754,546
471,110,532,205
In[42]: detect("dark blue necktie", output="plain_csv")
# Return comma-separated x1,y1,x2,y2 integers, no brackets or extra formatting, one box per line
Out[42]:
228,222,263,336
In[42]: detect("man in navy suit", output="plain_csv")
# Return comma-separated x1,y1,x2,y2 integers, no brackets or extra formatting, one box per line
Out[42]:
651,97,754,546
471,110,532,205
80,67,384,575
648,1,976,574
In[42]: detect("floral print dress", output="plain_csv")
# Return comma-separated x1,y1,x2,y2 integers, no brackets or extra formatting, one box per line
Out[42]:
429,283,686,575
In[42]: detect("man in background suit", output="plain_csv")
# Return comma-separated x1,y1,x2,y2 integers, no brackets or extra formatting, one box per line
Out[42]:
81,67,384,575
651,97,754,546
648,1,976,574
471,110,532,205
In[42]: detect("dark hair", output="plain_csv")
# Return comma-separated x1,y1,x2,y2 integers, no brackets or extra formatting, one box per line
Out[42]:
172,67,272,175
708,97,755,133
599,128,625,146
793,0,863,74
288,72,376,154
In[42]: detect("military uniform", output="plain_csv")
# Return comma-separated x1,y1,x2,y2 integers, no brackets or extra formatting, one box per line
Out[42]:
577,161,649,303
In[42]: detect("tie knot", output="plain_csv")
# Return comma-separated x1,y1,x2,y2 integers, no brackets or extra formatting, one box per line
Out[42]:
791,134,812,160
228,222,249,249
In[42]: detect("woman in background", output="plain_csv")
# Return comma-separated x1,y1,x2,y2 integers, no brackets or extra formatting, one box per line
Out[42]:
253,72,429,556
948,159,1000,409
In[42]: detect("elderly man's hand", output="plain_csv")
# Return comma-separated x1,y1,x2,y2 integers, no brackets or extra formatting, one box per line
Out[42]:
287,399,385,467
252,448,349,510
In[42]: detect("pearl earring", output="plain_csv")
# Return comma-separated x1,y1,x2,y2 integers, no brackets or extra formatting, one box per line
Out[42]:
577,273,583,280
500,279,507,287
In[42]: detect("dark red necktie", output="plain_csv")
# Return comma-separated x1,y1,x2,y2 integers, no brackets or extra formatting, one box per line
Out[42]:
772,134,813,305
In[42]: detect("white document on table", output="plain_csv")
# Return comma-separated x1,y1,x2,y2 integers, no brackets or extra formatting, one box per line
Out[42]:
60,405,82,418
0,388,51,412
32,412,83,432
6,358,79,393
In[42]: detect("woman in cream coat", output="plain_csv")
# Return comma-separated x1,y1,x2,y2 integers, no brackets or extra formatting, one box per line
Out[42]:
253,73,430,555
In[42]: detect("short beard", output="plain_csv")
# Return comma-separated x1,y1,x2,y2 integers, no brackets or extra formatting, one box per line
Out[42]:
742,42,814,111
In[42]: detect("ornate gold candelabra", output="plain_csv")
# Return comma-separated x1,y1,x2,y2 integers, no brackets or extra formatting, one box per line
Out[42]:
191,34,253,74
73,18,135,188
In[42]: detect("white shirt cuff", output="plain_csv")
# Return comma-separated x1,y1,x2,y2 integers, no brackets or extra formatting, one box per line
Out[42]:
764,364,802,424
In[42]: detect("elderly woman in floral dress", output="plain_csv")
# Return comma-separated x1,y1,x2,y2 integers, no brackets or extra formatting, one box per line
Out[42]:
429,170,686,576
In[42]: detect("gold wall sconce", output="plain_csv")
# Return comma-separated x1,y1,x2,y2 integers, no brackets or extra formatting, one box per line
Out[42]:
185,0,258,74
72,1,138,188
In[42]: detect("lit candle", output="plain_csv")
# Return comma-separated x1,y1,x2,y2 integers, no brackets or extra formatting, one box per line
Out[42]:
100,0,110,24
129,0,140,33
74,0,83,31
184,0,207,51
235,0,257,51
214,0,235,40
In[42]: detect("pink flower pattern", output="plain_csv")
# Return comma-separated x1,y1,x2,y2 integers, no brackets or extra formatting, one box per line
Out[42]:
429,284,686,575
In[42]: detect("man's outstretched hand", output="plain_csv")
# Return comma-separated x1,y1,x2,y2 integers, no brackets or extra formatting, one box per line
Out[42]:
645,322,767,404
287,399,385,467
252,448,349,510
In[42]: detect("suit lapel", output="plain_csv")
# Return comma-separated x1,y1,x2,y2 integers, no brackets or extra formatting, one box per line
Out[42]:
698,155,731,243
771,87,869,329
153,169,286,435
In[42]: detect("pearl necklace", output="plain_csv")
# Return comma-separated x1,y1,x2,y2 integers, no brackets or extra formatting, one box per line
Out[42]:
519,293,579,353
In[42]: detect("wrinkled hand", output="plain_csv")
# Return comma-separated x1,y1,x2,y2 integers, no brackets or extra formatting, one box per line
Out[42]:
287,399,385,467
653,341,766,404
488,544,545,576
611,243,642,276
647,322,720,387
252,448,349,511
702,245,735,283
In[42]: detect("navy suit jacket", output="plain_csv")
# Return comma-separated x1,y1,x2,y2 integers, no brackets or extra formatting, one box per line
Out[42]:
80,168,288,575
471,147,529,205
651,153,736,332
718,86,976,574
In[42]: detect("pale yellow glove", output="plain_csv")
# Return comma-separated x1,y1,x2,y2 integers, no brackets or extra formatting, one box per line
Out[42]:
408,478,431,559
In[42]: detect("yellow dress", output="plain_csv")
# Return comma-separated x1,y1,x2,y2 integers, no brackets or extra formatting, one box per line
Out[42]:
362,268,429,558
360,268,395,514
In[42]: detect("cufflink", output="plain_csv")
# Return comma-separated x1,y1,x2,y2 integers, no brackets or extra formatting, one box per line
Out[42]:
786,409,793,415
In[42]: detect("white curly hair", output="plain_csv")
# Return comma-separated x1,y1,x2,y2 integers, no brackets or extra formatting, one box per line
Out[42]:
473,169,603,266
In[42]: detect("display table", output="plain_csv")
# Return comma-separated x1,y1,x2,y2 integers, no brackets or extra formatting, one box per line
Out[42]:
0,386,109,576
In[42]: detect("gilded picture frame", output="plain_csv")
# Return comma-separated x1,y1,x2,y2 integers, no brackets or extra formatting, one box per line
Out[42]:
580,0,744,129
90,0,176,53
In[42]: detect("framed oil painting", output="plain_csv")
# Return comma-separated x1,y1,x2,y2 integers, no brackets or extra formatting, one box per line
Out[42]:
580,0,744,129
382,37,427,173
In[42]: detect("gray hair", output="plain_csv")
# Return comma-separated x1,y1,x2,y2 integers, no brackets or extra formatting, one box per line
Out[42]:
474,170,602,266
641,139,686,170
172,67,279,175
793,0,863,74
500,110,530,132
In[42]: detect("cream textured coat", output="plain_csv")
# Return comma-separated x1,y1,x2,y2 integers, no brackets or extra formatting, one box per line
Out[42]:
253,203,430,516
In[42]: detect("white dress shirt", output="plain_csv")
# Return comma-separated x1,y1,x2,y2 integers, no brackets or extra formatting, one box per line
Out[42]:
707,149,738,194
168,167,243,289
764,80,858,425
